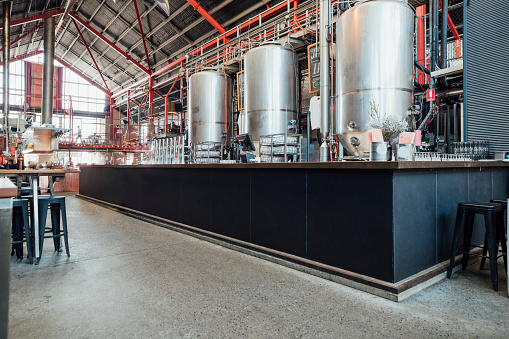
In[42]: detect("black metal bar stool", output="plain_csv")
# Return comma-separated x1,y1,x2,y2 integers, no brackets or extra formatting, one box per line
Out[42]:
25,195,69,259
11,198,33,264
447,202,503,291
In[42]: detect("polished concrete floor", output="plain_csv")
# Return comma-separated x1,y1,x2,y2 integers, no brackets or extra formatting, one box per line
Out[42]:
8,193,509,338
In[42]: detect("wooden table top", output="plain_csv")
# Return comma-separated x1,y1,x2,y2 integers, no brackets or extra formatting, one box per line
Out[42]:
0,169,80,176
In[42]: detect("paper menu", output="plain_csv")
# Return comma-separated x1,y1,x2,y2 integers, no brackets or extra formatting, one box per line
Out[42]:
399,132,415,145
368,129,384,142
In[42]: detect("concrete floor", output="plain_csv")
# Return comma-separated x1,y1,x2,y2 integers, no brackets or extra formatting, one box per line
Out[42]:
8,194,509,338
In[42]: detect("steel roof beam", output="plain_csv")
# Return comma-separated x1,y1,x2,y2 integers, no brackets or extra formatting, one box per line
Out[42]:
60,0,107,60
71,18,111,94
13,0,34,58
89,2,191,84
55,0,86,46
0,9,64,28
26,0,52,58
54,55,111,96
109,0,233,88
117,0,270,89
78,1,171,76
69,12,150,75
60,28,139,84
133,0,151,72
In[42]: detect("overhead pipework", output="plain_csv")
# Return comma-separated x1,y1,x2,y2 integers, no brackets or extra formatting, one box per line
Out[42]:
319,0,330,162
42,16,55,127
3,1,10,153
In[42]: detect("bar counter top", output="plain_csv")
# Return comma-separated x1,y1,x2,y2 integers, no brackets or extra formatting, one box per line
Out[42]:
80,160,509,170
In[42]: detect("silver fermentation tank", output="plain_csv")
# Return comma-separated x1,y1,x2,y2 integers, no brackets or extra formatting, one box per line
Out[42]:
335,0,414,156
188,69,232,145
243,42,299,141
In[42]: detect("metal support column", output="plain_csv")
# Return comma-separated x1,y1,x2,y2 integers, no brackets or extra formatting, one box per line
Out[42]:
42,16,55,126
3,1,11,153
319,0,330,162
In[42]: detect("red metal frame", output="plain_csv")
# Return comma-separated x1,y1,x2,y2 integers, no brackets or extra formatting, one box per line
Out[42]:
0,22,43,52
133,0,152,72
0,9,65,28
69,12,150,75
71,18,111,95
54,55,111,96
186,0,226,34
164,75,180,133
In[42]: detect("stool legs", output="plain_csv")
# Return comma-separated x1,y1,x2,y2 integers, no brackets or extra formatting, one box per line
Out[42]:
480,213,507,272
50,204,61,252
12,209,24,259
448,208,464,279
484,212,499,291
22,205,32,264
462,211,475,271
11,206,32,264
38,204,49,259
61,199,70,257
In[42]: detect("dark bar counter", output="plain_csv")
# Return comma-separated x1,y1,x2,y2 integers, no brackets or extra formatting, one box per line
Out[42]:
78,161,509,289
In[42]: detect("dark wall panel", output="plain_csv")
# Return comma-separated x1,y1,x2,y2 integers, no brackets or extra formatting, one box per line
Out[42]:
307,169,394,283
393,170,437,282
210,169,251,242
250,169,307,258
179,169,211,231
436,169,469,262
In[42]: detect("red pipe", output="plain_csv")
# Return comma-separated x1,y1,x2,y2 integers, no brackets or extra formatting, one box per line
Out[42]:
0,22,43,52
154,91,164,99
186,0,226,34
416,5,427,84
165,76,179,97
69,12,150,75
133,0,152,72
0,9,64,28
72,18,111,94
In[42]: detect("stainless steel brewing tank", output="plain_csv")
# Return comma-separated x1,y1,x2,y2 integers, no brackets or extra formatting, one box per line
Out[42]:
188,70,232,145
244,42,298,140
335,0,414,156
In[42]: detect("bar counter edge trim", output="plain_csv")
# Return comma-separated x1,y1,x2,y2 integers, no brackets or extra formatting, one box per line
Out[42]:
77,193,468,300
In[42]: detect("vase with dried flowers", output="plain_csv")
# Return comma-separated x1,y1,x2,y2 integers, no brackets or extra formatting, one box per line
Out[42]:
365,100,409,160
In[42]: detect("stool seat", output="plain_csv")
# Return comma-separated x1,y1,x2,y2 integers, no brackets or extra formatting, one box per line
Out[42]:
491,199,508,208
458,202,503,212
